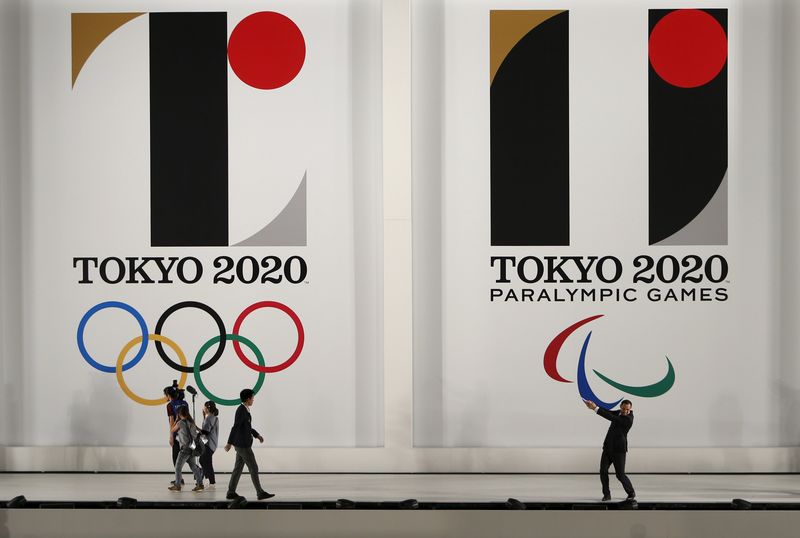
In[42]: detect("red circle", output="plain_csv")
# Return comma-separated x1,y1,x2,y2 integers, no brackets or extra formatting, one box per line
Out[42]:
228,12,306,90
649,9,727,88
232,301,304,373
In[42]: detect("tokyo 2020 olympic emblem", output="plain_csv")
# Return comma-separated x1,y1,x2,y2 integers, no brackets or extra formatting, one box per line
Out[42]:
72,11,309,247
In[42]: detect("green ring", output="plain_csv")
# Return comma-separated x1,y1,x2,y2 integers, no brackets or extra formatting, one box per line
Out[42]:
194,334,266,406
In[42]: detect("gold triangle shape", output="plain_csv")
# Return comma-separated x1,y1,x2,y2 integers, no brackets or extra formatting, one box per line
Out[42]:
490,10,564,85
72,12,145,88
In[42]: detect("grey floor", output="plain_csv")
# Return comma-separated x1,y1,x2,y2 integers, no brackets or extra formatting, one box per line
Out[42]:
1,473,799,504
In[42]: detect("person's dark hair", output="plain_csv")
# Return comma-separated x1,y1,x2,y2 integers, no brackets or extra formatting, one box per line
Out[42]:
165,386,178,399
240,389,255,403
621,399,633,407
204,401,219,417
177,406,192,421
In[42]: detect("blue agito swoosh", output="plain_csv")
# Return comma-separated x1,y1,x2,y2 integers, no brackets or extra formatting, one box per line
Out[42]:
576,331,622,410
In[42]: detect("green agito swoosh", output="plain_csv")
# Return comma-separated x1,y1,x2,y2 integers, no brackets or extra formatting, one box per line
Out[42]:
593,357,675,398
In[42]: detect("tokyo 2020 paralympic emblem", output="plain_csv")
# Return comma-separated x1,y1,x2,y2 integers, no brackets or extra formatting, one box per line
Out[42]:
543,315,675,408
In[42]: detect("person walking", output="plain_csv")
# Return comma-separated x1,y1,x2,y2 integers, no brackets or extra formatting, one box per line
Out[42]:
168,406,204,492
164,384,188,486
225,389,274,501
199,401,219,490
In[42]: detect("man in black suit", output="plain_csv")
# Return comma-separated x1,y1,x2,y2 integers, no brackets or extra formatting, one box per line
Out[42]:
224,389,274,500
583,398,636,501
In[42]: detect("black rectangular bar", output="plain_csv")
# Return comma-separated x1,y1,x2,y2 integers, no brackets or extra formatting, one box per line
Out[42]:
648,9,727,245
490,12,569,246
150,12,228,246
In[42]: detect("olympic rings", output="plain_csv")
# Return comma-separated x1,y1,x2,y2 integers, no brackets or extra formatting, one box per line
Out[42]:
78,301,148,373
154,301,226,373
77,300,304,406
116,334,188,406
232,301,304,373
194,334,266,406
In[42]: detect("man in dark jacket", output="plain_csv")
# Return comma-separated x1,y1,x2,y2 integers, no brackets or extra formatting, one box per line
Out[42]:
583,398,636,501
224,389,274,500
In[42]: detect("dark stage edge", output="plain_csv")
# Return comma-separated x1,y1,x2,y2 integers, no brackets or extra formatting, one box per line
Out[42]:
4,499,800,511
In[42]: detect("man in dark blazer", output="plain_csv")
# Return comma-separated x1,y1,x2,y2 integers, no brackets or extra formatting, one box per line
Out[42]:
583,398,636,501
224,388,274,500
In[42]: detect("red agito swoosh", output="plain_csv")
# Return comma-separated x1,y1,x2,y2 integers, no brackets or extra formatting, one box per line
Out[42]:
543,314,604,382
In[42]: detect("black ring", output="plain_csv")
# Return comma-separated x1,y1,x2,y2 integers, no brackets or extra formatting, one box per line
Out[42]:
154,301,226,373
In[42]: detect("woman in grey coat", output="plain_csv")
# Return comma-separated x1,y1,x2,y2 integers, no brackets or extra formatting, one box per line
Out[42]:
168,406,204,492
198,401,220,490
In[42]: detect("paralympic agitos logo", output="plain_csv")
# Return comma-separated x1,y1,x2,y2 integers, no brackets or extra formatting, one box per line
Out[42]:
72,11,308,247
544,315,675,407
77,300,304,407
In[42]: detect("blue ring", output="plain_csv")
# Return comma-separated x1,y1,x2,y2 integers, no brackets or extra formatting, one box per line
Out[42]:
77,301,148,373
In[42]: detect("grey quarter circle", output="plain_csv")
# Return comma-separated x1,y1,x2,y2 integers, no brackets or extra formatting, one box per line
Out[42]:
234,172,307,247
655,171,728,246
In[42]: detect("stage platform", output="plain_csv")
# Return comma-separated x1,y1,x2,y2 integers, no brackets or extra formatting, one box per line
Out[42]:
3,472,800,504
3,473,800,537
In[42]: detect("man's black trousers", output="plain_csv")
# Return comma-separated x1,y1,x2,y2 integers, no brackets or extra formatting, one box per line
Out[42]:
599,450,635,497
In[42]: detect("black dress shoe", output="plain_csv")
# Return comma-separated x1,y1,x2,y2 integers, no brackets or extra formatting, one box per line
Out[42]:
601,495,612,501
626,493,636,501
226,492,240,500
257,492,275,500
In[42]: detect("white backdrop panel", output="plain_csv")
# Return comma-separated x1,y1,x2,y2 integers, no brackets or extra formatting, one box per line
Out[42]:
21,0,383,447
412,0,784,447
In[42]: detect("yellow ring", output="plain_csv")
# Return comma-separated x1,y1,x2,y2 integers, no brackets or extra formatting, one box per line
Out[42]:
116,334,188,406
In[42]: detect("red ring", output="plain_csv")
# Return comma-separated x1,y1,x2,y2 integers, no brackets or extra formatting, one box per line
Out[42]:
232,301,304,373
